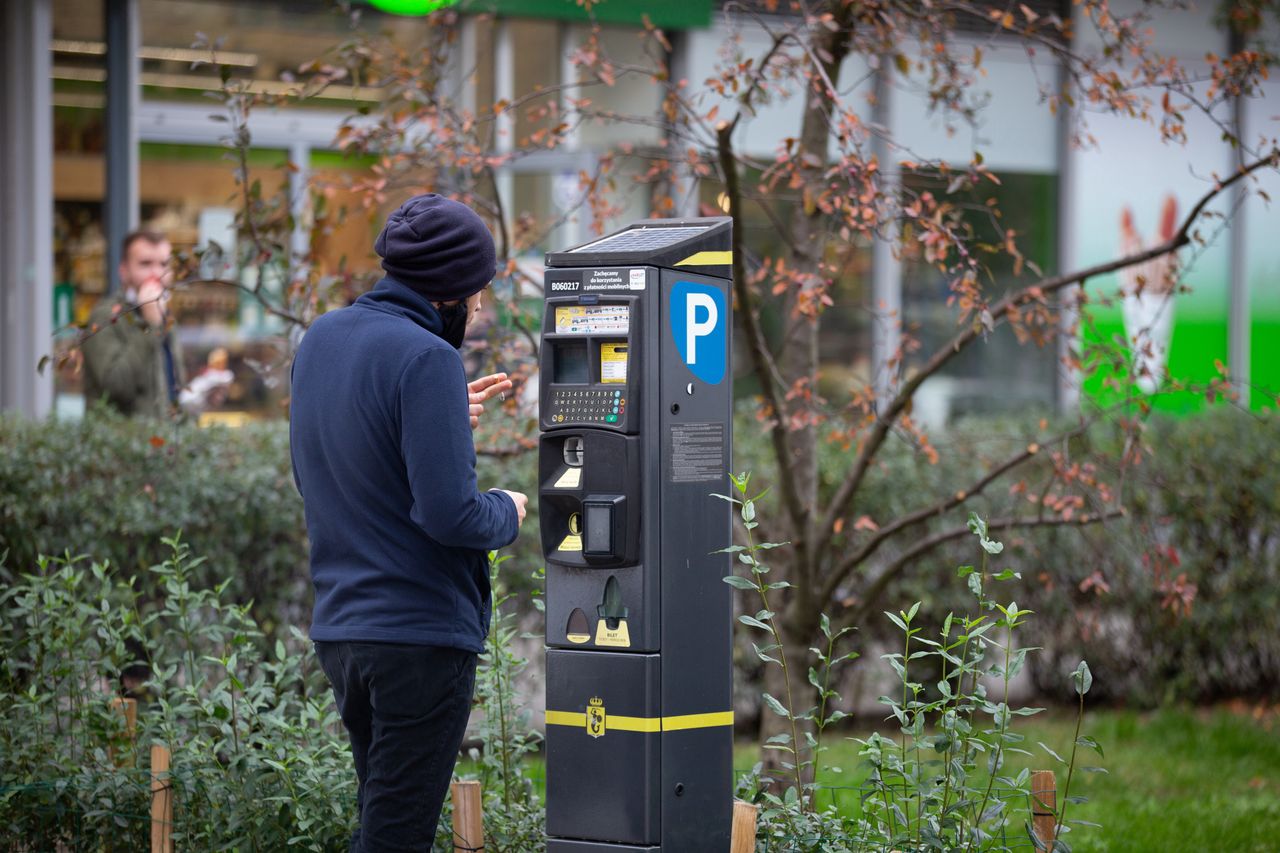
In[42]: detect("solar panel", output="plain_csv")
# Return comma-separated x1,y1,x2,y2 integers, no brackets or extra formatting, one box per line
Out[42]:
568,225,710,254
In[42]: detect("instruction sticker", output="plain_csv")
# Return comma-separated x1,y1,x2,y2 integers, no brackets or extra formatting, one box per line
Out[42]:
554,304,630,335
595,619,631,648
668,422,726,483
600,343,628,384
554,467,582,489
559,513,584,552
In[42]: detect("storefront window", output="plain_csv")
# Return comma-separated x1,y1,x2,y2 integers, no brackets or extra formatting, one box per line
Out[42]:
900,170,1060,422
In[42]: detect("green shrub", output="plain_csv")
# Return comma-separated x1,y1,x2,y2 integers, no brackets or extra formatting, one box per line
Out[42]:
0,409,308,634
724,477,1104,852
0,538,356,851
0,539,546,852
0,408,544,634
732,403,1280,707
1020,408,1280,704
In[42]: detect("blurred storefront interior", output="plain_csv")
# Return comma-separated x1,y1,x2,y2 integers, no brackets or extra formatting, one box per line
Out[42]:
2,0,1275,422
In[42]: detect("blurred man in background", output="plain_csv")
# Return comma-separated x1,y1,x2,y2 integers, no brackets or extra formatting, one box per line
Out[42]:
81,230,182,418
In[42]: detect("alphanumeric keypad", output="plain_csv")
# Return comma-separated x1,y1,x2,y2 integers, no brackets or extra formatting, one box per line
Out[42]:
549,388,625,424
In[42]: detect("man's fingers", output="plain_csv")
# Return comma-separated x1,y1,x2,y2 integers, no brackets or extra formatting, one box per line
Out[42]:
468,373,512,404
469,403,483,430
469,381,513,405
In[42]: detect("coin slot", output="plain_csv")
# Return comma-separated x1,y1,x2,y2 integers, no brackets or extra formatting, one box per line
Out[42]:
568,512,583,536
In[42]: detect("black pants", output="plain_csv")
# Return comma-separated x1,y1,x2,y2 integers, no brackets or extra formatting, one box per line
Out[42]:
315,641,478,853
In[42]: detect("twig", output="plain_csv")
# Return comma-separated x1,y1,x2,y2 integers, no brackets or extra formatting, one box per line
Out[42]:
845,509,1125,628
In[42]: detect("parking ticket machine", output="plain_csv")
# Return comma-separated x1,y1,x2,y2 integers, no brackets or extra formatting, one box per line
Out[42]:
540,218,735,852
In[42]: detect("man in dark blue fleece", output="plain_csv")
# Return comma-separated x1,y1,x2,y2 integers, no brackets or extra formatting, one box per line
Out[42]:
290,193,527,852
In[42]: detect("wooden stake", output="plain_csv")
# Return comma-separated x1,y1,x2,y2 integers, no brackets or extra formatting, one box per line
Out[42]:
1031,769,1057,852
730,799,758,853
150,744,173,853
450,780,484,852
112,697,138,733
110,697,137,766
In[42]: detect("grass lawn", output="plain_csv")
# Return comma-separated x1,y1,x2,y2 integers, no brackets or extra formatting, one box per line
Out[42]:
732,705,1280,852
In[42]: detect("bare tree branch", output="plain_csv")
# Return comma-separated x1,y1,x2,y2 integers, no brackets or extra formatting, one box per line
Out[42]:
814,148,1280,562
844,508,1126,628
818,416,1098,605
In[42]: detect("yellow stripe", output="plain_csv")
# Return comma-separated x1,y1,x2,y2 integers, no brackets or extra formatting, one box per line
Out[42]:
545,710,585,727
674,251,733,267
661,711,735,731
607,715,663,733
544,710,734,732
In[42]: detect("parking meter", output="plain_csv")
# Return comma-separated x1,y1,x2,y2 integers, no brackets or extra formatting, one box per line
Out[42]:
540,218,735,852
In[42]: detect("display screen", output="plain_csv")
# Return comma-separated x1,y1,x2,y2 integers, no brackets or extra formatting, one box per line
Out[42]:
555,304,630,335
553,341,589,384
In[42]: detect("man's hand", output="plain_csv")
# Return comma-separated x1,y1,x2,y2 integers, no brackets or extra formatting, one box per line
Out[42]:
136,277,171,329
468,372,513,430
494,489,528,526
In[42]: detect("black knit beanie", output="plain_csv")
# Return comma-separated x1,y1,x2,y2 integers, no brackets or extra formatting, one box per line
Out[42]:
374,193,496,302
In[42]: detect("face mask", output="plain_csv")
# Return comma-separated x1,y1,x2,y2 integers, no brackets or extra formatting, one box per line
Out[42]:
437,301,469,349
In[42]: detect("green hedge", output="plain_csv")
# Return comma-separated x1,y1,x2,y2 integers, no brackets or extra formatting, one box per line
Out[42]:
0,409,308,634
731,403,1280,706
1019,408,1280,704
3,405,1276,705
0,408,545,632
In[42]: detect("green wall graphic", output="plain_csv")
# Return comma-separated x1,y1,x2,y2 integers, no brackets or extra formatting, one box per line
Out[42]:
1075,87,1278,413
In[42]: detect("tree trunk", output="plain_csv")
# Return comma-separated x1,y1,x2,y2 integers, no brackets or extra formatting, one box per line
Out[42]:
755,11,853,777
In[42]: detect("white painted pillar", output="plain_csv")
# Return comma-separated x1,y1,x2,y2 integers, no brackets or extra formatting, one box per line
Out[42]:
1,0,54,418
1056,57,1081,412
871,62,902,411
493,17,515,232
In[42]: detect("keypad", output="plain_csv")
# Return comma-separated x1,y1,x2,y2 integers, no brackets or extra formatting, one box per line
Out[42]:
549,388,625,424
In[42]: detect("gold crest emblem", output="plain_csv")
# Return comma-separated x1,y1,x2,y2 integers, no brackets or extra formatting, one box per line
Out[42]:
586,696,606,738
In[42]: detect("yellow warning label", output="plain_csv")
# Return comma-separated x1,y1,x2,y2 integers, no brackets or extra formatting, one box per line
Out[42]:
553,467,582,489
600,343,628,384
558,534,582,552
595,618,631,647
566,632,591,644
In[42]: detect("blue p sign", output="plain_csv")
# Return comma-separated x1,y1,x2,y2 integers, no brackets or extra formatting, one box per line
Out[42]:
671,281,727,385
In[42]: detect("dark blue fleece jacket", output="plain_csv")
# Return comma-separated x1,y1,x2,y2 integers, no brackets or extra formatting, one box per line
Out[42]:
289,277,519,652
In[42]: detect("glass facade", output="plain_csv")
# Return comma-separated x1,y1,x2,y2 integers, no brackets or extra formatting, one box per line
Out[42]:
901,171,1061,422
50,0,405,419
12,0,1267,423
